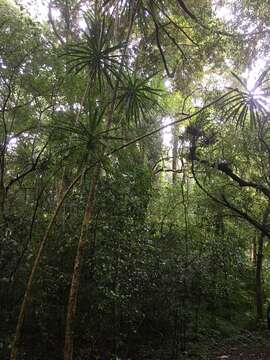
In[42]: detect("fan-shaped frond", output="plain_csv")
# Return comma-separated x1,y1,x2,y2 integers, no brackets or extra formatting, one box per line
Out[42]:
64,10,127,90
219,70,270,129
116,72,162,126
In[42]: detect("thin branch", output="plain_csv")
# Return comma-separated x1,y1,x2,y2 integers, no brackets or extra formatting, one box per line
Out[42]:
162,26,187,60
176,0,198,22
221,195,270,240
153,18,172,77
191,158,270,240
108,90,234,156
153,0,198,46
216,161,270,200
6,142,48,194
193,145,270,200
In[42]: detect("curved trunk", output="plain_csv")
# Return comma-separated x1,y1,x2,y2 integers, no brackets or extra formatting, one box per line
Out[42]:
64,165,101,360
63,3,137,359
10,173,81,360
255,204,270,322
255,233,264,321
172,125,179,185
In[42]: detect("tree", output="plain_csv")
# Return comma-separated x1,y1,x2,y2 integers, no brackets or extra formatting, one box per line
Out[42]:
3,0,270,359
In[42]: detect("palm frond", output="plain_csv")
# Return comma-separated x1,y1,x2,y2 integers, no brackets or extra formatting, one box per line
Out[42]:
116,72,163,126
63,10,126,90
231,71,247,89
219,71,270,128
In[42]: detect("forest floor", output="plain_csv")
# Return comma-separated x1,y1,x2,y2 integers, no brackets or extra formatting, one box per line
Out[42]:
213,345,270,359
209,329,270,360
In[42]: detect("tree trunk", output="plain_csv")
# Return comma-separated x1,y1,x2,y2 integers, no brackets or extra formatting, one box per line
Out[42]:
172,125,178,185
64,165,101,360
252,235,257,267
113,237,120,359
10,3,89,358
0,186,5,224
0,149,6,224
63,3,137,359
10,173,81,360
255,204,270,322
255,233,264,321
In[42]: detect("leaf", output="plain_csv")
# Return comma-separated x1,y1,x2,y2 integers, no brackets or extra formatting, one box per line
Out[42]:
63,10,126,90
231,71,247,89
116,72,162,126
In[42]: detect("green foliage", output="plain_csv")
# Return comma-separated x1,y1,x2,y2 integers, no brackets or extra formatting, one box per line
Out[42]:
2,0,270,360
116,72,162,126
220,70,270,128
64,10,126,89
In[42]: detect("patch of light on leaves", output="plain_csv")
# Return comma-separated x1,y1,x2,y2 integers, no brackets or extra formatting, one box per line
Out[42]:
50,6,61,21
0,57,7,69
164,79,173,92
19,0,49,22
213,0,235,22
7,137,18,151
243,58,270,92
162,116,172,147
242,57,270,110
78,17,87,31
192,97,204,107
78,2,88,31
202,72,227,91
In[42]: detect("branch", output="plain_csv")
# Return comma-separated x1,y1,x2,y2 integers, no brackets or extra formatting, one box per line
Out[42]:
176,0,198,21
153,18,172,77
6,142,48,193
152,1,198,46
154,167,184,175
217,162,270,200
176,0,238,38
191,158,270,240
162,26,187,60
108,90,234,156
193,147,270,200
221,195,270,240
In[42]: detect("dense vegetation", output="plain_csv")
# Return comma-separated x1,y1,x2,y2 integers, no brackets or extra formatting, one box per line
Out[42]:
1,0,270,359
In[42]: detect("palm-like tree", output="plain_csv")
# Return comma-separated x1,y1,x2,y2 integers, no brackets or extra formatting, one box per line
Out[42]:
63,4,163,360
65,10,127,90
116,72,162,126
220,70,270,128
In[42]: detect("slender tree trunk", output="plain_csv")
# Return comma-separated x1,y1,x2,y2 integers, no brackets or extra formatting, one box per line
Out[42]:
64,165,101,360
63,3,137,359
10,4,89,358
252,235,257,267
194,289,201,335
255,233,264,321
0,186,5,224
113,237,120,359
10,173,81,360
172,125,178,185
255,204,270,322
0,148,6,224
